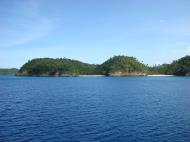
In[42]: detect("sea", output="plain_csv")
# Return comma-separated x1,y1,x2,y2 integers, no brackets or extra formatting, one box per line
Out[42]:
0,75,190,142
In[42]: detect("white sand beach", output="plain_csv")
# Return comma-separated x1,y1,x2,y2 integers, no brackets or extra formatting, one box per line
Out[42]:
79,75,105,77
148,75,175,76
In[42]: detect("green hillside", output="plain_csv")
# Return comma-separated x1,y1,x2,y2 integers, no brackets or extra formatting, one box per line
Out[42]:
171,56,190,76
17,55,190,76
18,58,97,76
148,56,190,76
97,56,147,76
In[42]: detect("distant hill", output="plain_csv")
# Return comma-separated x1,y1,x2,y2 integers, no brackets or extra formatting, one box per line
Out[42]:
96,56,147,76
0,68,18,75
148,56,190,76
171,56,190,76
18,58,97,76
17,55,190,76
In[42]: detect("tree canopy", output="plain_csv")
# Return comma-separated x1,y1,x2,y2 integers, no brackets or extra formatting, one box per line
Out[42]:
18,58,97,76
148,56,190,76
17,55,190,76
0,68,18,75
96,56,147,75
171,55,190,76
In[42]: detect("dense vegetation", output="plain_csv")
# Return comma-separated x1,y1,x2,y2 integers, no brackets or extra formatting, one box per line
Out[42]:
148,56,190,76
170,56,190,76
17,55,190,76
18,56,148,76
148,64,172,75
96,56,147,76
18,58,97,76
0,68,18,75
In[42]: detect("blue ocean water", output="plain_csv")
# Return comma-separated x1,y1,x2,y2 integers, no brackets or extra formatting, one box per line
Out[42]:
0,75,190,142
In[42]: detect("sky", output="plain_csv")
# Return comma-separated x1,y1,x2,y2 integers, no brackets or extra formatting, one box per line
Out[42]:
0,0,190,68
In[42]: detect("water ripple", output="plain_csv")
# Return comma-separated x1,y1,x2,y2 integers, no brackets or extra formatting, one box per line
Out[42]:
0,76,190,141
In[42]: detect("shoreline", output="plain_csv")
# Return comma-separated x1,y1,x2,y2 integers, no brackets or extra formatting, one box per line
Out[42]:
148,75,175,76
15,74,181,77
79,75,105,77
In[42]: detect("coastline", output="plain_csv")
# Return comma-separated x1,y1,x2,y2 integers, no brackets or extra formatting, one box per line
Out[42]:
148,75,175,76
79,75,105,77
15,74,178,77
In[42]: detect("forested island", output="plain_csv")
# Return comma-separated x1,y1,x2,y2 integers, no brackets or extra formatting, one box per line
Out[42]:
18,58,97,76
149,56,190,76
0,68,18,75
16,55,190,77
96,56,147,76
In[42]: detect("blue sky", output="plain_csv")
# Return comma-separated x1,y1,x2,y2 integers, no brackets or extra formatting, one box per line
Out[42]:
0,0,190,68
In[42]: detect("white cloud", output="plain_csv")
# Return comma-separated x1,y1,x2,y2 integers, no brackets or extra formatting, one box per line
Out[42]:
0,0,54,48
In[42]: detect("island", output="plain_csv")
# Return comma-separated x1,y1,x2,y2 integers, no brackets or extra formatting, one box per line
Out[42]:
17,55,190,77
0,68,18,75
17,58,97,76
96,56,147,76
148,55,190,76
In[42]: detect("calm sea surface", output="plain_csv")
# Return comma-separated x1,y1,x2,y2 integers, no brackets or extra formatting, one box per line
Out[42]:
0,76,190,142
